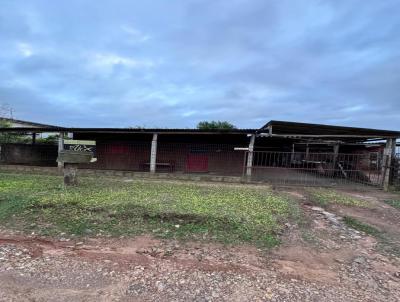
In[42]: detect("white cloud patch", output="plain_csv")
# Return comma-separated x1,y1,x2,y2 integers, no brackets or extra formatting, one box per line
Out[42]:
342,105,365,112
17,42,33,57
121,25,151,43
88,53,155,73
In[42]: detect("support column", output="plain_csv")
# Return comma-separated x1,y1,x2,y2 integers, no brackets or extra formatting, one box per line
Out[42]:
290,143,295,163
58,132,65,168
333,144,339,161
32,133,36,145
246,134,256,177
332,144,340,177
383,138,396,191
305,144,309,161
150,133,158,173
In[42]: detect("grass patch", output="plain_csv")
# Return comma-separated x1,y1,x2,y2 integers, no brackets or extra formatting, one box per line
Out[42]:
0,172,298,247
307,188,368,208
342,216,381,237
343,215,400,256
383,199,400,210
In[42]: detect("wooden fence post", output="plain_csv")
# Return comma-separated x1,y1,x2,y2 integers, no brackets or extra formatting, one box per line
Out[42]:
383,138,396,191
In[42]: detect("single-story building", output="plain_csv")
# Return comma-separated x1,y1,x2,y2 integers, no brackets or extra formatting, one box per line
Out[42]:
1,120,399,189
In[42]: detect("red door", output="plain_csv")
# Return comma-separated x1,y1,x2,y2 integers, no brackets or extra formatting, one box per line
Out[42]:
186,153,208,172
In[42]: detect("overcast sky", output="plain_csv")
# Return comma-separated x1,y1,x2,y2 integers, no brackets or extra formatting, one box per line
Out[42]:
0,0,399,129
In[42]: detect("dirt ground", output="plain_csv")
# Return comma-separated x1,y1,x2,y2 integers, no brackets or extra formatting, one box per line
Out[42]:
1,187,400,301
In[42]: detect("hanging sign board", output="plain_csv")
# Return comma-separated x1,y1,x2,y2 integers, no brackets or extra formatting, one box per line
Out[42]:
64,140,96,154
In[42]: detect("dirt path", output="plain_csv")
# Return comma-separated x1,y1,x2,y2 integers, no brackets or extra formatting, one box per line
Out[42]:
1,188,400,301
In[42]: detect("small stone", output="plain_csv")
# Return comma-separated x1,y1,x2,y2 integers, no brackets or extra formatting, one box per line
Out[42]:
354,256,366,264
84,229,93,235
311,207,324,212
155,281,165,291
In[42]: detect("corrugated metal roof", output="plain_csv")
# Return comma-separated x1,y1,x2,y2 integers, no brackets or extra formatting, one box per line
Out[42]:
1,120,399,139
261,120,400,138
0,117,59,128
0,127,257,135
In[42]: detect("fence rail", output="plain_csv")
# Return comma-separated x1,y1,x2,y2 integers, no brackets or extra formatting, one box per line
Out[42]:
244,151,383,187
80,142,247,176
1,142,395,189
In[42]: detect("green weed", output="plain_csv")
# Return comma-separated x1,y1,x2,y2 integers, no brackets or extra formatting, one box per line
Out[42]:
383,199,400,210
308,188,368,207
0,172,299,247
343,216,381,237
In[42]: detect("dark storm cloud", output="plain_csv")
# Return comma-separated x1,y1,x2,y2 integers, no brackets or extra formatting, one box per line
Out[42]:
0,0,399,129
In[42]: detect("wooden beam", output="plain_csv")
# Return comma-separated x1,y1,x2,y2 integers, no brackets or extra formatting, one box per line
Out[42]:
259,133,398,139
333,144,339,165
246,134,256,177
332,144,341,177
150,133,158,173
383,138,396,191
305,144,309,161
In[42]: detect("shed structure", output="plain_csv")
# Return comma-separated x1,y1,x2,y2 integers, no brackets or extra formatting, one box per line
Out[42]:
1,120,399,190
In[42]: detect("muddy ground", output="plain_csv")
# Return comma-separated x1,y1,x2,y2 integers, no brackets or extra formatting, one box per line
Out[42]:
0,187,399,301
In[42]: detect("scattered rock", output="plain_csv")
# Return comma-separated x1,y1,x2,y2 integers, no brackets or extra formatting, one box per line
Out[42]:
311,207,324,212
353,256,366,265
84,229,93,235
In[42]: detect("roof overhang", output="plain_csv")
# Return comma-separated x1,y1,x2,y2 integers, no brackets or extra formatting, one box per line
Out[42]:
0,117,59,128
0,127,256,135
259,120,400,142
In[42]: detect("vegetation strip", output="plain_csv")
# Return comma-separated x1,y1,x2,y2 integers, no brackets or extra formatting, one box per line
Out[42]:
0,172,299,247
307,188,368,207
383,199,400,209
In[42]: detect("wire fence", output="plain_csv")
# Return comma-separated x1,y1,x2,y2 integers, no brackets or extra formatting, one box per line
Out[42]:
1,141,396,189
393,153,400,189
244,151,383,187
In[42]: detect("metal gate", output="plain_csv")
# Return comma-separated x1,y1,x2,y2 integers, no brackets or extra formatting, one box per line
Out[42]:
243,151,384,187
393,153,400,189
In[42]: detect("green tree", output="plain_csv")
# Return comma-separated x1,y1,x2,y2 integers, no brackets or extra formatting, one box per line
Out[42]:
196,120,237,130
0,120,13,143
0,120,30,144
